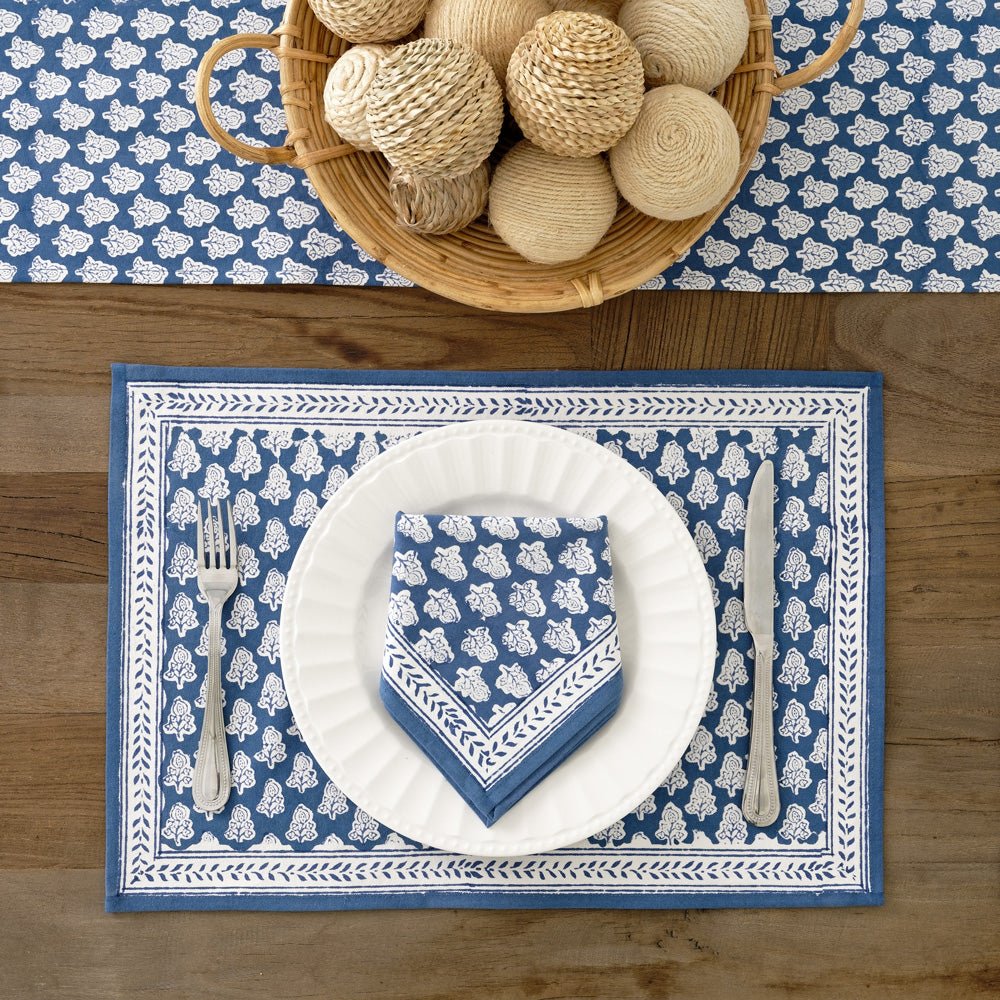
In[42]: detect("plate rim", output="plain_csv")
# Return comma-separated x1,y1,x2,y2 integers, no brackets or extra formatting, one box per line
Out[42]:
281,418,717,856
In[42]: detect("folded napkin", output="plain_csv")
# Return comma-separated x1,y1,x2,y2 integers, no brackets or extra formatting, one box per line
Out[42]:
380,513,624,827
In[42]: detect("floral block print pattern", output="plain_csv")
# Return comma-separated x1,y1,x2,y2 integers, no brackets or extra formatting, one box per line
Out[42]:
109,372,881,908
381,514,623,826
1,1,998,291
158,425,827,851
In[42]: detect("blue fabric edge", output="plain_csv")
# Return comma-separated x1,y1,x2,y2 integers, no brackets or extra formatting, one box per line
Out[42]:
106,363,128,910
106,887,879,912
867,373,886,907
105,363,885,912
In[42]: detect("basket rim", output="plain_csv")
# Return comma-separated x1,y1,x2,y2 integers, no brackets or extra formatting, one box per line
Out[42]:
276,0,776,312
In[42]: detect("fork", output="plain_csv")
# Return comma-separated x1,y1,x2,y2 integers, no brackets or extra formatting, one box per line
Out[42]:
192,500,238,815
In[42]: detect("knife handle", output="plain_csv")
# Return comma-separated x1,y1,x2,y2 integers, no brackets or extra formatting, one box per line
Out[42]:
743,638,780,827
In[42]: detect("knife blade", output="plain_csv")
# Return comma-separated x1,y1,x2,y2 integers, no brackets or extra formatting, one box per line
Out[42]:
744,459,774,641
742,459,780,827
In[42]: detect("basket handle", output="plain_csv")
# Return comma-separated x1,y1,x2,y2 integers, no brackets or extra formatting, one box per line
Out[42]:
773,0,865,91
195,33,296,165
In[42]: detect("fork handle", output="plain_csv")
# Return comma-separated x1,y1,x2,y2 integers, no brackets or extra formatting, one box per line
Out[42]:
193,602,231,814
743,637,780,826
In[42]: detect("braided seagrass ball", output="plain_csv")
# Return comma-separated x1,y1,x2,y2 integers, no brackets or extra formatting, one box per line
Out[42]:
389,163,490,234
489,141,618,264
308,0,428,43
367,38,504,180
550,0,623,21
618,0,750,91
507,12,644,157
423,0,551,87
610,85,740,220
323,44,393,151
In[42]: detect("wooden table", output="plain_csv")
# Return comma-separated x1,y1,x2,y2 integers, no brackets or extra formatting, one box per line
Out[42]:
1,286,997,999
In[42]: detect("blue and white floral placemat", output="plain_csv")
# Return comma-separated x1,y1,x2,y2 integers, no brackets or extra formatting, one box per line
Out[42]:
106,366,884,910
1,2,998,291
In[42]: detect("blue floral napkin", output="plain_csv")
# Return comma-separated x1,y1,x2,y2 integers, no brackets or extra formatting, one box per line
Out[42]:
380,513,623,826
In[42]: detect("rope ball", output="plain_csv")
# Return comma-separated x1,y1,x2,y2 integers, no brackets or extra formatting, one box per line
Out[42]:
312,0,751,254
549,0,624,21
609,84,741,220
389,164,490,234
366,38,505,180
423,0,552,88
323,44,393,151
507,11,644,157
308,0,429,44
489,140,619,264
617,0,750,91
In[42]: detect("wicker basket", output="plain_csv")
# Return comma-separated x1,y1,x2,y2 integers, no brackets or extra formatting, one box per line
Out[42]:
196,0,864,312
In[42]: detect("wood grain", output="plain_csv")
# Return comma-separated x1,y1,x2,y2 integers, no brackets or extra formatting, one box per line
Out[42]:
0,284,998,999
0,583,107,714
0,866,996,1000
831,295,1000,478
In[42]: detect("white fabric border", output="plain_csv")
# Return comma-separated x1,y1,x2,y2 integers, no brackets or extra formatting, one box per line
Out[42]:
114,382,872,898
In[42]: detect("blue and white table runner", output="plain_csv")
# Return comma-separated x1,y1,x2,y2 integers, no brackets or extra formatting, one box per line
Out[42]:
106,366,884,910
381,513,623,827
1,1,998,291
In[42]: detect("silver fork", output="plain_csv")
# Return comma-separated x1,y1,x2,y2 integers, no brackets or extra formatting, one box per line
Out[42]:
192,500,238,814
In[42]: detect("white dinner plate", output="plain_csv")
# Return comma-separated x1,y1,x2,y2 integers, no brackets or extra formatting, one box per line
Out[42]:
281,419,716,856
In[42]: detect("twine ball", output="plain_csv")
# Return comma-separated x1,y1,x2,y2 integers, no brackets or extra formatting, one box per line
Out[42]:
550,0,623,21
308,0,428,43
618,0,750,91
389,163,490,234
489,141,618,264
507,12,644,157
424,0,552,88
610,85,740,221
367,38,504,180
323,44,393,151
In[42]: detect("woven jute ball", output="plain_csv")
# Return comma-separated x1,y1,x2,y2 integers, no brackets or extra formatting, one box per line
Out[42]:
618,0,750,91
550,0,623,21
367,38,504,180
507,12,644,157
489,141,618,264
323,44,393,151
610,85,740,221
424,0,551,88
308,0,428,43
390,163,489,234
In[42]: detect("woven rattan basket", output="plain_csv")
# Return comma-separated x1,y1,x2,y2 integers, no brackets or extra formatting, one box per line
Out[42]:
196,0,864,312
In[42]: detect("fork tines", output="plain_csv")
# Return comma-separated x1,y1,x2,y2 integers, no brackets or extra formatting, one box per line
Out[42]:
196,500,235,570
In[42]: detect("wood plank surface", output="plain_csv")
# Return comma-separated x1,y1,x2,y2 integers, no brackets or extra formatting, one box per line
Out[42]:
1,865,996,1000
0,285,997,999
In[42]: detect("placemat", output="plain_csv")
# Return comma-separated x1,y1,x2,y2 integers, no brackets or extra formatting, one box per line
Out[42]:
106,366,884,910
1,3,997,291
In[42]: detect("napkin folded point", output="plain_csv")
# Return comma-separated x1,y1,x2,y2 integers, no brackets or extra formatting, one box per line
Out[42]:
380,513,624,827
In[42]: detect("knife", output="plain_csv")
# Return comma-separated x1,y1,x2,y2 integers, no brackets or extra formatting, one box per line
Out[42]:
742,459,780,827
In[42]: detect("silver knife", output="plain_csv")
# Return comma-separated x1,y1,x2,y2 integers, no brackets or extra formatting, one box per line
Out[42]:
742,460,780,826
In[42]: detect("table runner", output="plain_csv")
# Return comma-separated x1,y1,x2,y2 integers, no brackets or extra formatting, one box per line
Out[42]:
106,366,884,911
1,4,997,292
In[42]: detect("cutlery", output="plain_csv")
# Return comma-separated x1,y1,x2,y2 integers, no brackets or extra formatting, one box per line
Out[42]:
742,460,780,827
192,500,238,814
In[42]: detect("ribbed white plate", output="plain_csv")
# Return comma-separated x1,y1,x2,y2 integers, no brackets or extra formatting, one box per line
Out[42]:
281,420,716,857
